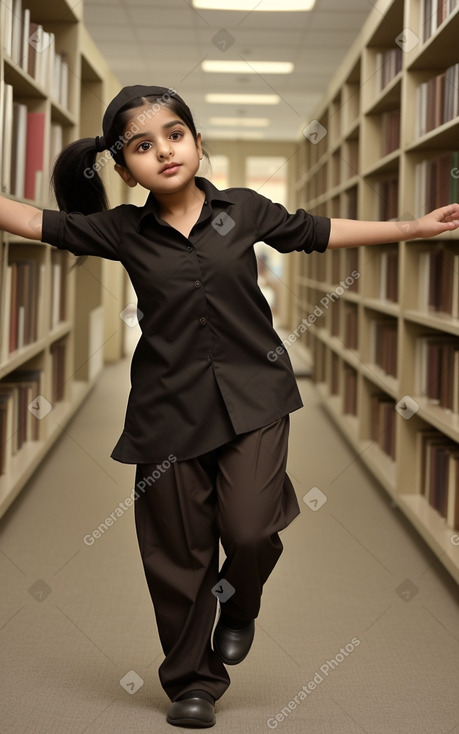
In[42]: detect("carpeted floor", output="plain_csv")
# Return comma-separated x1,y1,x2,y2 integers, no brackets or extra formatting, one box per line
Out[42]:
0,352,458,734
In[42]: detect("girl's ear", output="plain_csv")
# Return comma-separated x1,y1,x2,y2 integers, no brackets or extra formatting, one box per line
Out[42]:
196,132,203,160
114,164,137,188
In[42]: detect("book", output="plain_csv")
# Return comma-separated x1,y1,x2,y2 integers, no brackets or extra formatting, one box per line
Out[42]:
417,64,459,137
417,246,458,317
370,318,398,377
343,367,358,415
417,429,458,524
24,111,45,201
416,334,459,413
370,394,396,460
381,109,400,156
415,152,459,217
11,101,27,198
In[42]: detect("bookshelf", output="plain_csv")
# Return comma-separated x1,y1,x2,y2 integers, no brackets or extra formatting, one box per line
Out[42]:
293,0,459,582
0,1,125,516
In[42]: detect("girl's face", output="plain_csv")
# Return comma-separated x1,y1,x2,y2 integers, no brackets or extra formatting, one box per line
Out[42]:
115,105,202,195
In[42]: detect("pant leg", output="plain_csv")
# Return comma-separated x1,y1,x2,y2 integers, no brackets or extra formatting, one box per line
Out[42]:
215,415,300,623
133,459,230,703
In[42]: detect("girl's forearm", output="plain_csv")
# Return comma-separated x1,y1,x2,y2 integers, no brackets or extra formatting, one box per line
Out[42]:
0,195,43,240
328,204,459,249
328,218,408,248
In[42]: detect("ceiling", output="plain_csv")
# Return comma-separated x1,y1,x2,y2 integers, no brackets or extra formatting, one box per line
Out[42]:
82,0,375,141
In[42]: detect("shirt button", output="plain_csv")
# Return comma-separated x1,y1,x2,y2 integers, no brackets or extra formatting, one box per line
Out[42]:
199,316,207,326
187,245,193,252
194,280,202,288
205,354,212,363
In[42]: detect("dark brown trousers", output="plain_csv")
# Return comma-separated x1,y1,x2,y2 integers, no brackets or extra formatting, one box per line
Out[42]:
133,416,300,703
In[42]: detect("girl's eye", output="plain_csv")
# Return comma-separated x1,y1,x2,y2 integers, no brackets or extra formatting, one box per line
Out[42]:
137,141,152,152
170,131,183,141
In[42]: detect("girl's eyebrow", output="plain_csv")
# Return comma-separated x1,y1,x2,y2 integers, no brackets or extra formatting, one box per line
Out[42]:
125,120,186,147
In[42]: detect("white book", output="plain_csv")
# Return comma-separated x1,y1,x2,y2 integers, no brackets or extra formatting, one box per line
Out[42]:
11,0,22,64
451,254,459,319
34,25,44,87
59,59,68,109
51,262,61,329
414,160,427,219
375,52,382,95
2,84,14,194
446,450,459,530
0,393,14,475
1,265,12,363
20,7,30,72
43,32,55,96
418,252,430,311
52,54,61,102
452,348,459,415
416,81,427,138
415,337,428,397
379,252,388,300
35,263,46,340
17,305,25,349
49,122,63,172
11,101,27,198
1,0,14,57
432,3,439,33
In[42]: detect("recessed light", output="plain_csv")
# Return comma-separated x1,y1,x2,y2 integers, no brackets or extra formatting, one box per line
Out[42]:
209,117,270,127
193,0,315,10
202,60,293,74
205,93,280,104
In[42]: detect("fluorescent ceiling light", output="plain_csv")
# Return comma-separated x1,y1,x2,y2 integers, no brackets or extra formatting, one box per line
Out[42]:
205,93,280,104
209,117,270,127
209,131,266,139
202,60,293,74
193,0,315,10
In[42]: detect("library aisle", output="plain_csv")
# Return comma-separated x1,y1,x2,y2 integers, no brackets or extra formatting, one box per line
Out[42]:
0,357,458,734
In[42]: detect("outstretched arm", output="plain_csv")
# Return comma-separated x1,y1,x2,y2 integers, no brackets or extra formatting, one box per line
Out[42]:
0,195,43,240
328,204,459,249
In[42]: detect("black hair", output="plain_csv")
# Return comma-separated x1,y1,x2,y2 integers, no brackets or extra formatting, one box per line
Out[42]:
51,92,207,265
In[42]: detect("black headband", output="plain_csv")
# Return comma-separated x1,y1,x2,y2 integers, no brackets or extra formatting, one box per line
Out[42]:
94,85,190,152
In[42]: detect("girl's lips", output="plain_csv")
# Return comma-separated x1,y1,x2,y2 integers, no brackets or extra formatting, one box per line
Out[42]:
160,164,181,175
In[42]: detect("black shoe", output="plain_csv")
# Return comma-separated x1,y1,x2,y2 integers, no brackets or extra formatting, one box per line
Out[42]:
166,694,216,728
213,617,255,665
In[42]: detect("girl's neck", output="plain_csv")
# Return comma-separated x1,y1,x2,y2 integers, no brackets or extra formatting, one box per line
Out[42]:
154,180,204,218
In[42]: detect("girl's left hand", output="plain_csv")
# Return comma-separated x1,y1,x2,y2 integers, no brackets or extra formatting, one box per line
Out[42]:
415,203,459,239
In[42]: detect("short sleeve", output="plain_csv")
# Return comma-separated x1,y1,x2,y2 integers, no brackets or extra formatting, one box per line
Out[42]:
251,189,330,254
41,208,122,261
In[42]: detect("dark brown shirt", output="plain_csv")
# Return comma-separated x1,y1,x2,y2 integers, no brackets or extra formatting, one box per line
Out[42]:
42,177,330,463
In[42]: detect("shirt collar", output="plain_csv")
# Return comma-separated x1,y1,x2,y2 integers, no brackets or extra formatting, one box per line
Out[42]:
136,176,234,231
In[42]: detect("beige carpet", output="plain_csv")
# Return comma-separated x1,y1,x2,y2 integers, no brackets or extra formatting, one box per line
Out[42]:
1,355,458,734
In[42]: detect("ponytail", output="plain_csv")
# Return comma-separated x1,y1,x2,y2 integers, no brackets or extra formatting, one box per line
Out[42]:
51,138,109,266
52,137,108,214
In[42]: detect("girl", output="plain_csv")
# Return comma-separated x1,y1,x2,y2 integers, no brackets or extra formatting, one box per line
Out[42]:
1,84,458,729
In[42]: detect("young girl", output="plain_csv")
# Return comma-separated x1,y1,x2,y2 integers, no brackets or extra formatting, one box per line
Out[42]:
1,84,458,729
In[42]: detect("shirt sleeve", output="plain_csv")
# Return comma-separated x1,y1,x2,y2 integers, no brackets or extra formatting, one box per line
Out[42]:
250,189,330,254
41,208,122,261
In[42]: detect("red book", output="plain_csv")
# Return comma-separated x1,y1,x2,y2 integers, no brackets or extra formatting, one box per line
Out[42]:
24,112,45,201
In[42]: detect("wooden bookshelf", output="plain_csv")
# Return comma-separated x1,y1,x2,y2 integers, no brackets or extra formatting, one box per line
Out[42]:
293,0,459,582
0,1,125,516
